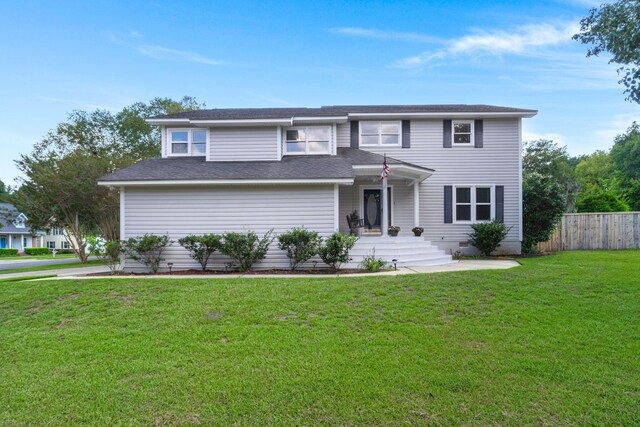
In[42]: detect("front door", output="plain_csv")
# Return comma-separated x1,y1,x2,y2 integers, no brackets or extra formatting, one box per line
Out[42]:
0,237,6,249
362,187,392,234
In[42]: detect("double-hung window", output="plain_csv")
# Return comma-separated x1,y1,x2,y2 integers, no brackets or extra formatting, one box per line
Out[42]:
285,126,331,155
452,120,473,145
169,129,207,156
454,186,493,222
360,121,401,146
47,241,55,249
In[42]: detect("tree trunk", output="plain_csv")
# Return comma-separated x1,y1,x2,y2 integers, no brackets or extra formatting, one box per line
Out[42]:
64,212,88,263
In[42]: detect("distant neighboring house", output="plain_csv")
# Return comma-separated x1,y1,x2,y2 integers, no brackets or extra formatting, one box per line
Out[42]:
0,203,44,251
98,104,537,271
42,227,76,251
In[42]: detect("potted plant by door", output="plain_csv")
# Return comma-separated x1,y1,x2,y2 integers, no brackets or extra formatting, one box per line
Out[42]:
388,225,401,237
412,226,424,237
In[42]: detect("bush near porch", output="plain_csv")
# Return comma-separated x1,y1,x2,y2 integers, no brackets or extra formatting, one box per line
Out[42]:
0,250,638,425
0,248,19,257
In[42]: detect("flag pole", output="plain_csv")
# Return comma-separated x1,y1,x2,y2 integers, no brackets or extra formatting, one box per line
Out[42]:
381,154,388,236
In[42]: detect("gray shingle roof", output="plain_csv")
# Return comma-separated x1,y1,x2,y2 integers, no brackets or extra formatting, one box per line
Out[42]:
153,104,536,120
98,148,432,182
0,203,32,234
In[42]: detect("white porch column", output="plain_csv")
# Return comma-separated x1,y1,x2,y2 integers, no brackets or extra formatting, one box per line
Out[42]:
20,235,24,251
414,180,420,228
8,234,12,249
333,183,340,232
381,177,389,236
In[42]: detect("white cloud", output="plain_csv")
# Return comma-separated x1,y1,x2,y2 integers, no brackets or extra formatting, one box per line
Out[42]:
328,27,442,44
103,30,223,66
394,21,579,68
522,129,566,145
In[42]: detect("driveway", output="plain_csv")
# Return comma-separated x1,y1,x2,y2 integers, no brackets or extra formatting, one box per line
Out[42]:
0,256,98,271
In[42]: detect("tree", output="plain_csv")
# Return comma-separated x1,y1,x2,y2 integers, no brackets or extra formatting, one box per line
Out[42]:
0,180,14,203
523,140,579,211
575,150,617,197
609,122,640,210
13,97,204,262
573,0,640,103
522,173,566,253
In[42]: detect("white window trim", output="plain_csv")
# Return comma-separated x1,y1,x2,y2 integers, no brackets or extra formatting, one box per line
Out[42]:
452,120,474,147
453,185,495,224
47,241,55,249
283,126,332,156
167,128,209,157
359,121,402,147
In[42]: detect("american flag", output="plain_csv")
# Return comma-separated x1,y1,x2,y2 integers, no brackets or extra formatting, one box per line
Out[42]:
380,156,390,180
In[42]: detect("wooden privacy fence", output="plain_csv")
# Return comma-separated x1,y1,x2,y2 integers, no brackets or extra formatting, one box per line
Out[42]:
538,212,640,252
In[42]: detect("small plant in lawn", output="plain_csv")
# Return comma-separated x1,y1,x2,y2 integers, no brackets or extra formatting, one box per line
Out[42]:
98,240,123,275
361,249,386,272
220,230,274,272
123,234,172,274
277,227,322,270
318,232,358,271
178,234,222,271
468,220,512,256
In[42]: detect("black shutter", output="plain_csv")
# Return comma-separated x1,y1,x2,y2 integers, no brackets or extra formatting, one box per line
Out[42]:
350,121,359,148
474,119,483,148
402,120,410,148
444,185,453,223
443,120,452,148
495,185,504,222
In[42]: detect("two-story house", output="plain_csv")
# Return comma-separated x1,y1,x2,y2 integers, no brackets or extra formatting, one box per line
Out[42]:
98,104,536,271
0,203,44,251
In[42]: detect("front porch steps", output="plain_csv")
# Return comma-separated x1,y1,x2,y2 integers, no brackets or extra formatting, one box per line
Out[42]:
346,235,453,268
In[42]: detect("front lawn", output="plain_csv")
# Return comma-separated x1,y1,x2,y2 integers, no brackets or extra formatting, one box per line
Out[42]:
0,253,77,261
0,251,638,425
0,259,105,275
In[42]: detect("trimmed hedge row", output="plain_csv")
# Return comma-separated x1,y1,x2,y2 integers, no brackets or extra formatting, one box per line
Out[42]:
0,248,19,257
24,247,50,256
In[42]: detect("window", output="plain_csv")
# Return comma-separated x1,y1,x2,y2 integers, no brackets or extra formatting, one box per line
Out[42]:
52,227,62,236
284,126,331,155
454,186,493,222
360,121,401,146
23,237,28,248
47,241,55,249
14,213,26,228
169,128,207,156
452,120,473,145
61,241,70,249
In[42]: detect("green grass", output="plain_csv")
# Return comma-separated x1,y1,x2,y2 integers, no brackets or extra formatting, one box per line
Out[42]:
0,253,77,261
0,250,638,425
0,274,57,283
0,259,105,275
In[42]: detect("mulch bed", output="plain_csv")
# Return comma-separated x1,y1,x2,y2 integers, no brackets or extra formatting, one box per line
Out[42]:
86,268,374,277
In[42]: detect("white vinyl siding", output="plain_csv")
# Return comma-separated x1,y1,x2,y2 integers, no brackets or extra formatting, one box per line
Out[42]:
355,118,521,253
336,122,351,147
209,127,278,161
122,185,336,271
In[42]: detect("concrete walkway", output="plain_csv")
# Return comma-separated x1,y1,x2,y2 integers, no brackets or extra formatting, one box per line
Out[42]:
6,259,520,281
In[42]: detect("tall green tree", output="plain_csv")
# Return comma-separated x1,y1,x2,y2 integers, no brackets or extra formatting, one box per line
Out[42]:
610,122,640,210
522,173,567,253
0,180,14,203
573,0,640,103
575,150,617,196
523,139,579,212
14,96,204,262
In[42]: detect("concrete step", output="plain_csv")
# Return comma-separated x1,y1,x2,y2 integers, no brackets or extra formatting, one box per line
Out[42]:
346,236,453,269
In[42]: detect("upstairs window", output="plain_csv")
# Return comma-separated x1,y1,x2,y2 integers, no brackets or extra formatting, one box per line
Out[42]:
52,227,62,236
360,121,401,146
285,126,331,155
454,186,493,222
169,129,207,156
14,214,26,228
452,120,474,145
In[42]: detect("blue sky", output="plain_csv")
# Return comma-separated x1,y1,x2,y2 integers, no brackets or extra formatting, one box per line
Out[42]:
1,0,639,185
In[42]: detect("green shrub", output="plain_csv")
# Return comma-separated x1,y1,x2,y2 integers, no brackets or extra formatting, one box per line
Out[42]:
24,247,50,256
277,227,322,270
0,248,19,257
220,230,274,272
318,232,358,271
56,249,75,254
86,235,105,256
98,240,123,275
123,234,172,274
360,249,386,272
523,173,566,253
468,220,512,256
577,191,630,212
178,234,222,271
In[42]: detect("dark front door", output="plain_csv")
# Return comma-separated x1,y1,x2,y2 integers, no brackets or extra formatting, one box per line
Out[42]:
363,188,392,233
